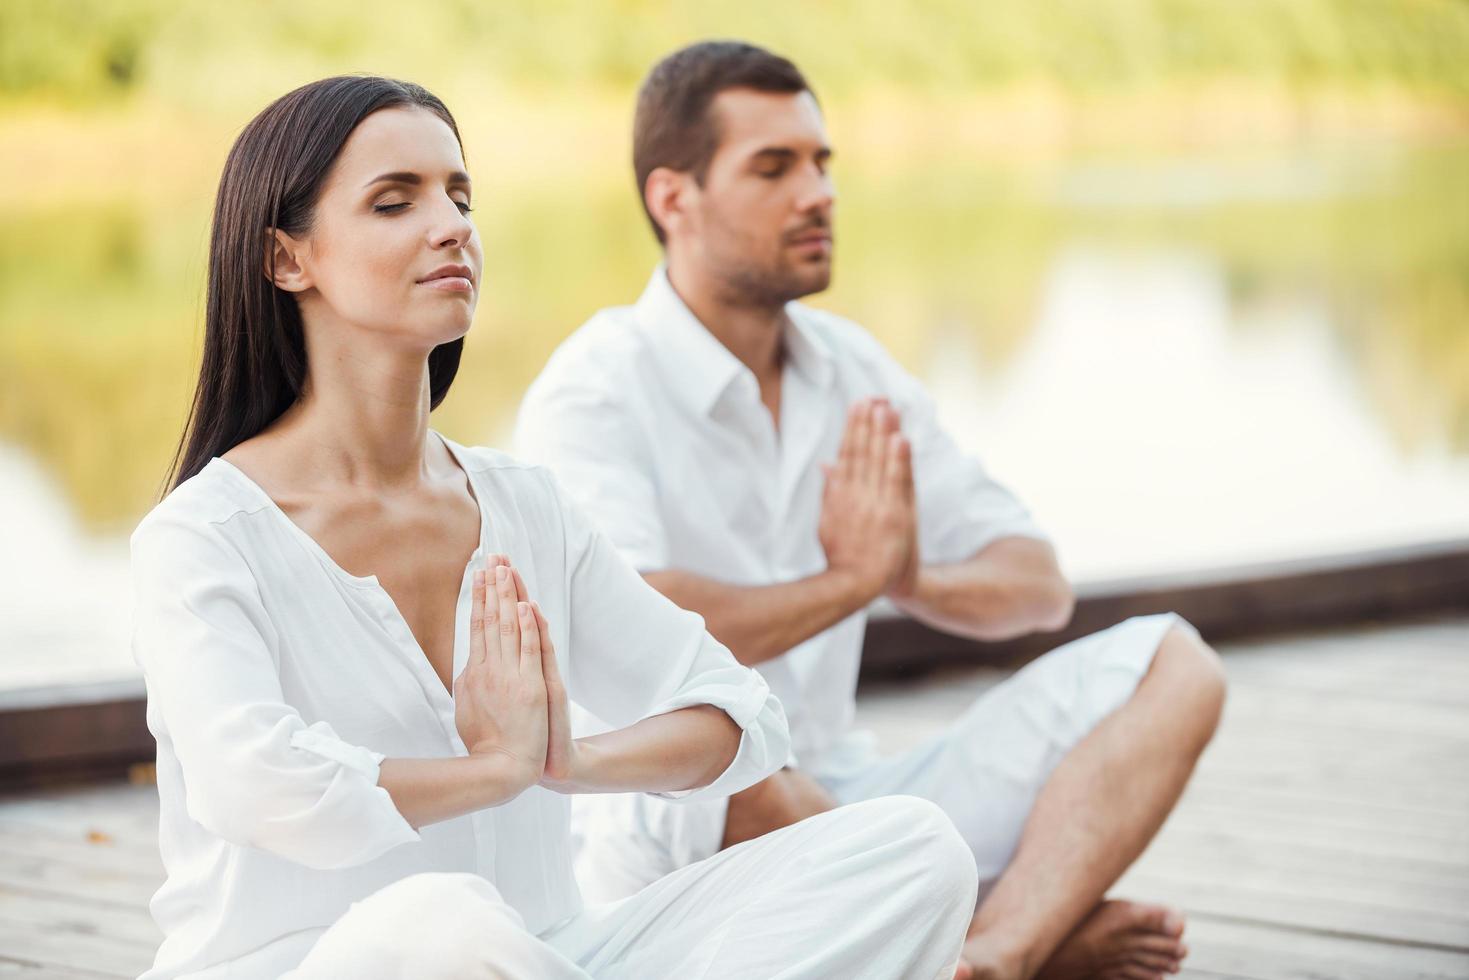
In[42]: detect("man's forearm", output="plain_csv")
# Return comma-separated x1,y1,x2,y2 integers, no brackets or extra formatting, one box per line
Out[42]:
892,537,1075,642
643,568,874,666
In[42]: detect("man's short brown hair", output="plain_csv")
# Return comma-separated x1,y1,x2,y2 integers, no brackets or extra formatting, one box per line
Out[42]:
633,40,812,244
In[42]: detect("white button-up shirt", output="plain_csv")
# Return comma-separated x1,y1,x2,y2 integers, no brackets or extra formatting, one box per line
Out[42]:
130,437,787,979
516,268,1047,773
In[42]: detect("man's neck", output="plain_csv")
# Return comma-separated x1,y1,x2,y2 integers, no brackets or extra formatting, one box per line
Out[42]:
667,259,786,387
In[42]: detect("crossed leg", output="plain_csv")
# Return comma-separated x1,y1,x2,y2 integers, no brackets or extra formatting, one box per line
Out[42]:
959,623,1226,980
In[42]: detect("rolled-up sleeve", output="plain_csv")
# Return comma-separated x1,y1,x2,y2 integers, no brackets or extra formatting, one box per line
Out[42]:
546,471,789,801
131,514,420,869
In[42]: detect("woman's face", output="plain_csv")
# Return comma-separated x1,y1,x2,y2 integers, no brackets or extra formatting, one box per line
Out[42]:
282,106,483,350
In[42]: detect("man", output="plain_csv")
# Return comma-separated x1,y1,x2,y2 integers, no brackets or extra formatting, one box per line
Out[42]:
515,41,1227,980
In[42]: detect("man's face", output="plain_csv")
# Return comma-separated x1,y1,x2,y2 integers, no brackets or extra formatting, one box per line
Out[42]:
682,88,835,306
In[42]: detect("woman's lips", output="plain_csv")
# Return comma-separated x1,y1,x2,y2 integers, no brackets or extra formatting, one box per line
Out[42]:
418,276,473,292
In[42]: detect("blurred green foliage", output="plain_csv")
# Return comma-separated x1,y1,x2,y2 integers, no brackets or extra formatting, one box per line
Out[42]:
1,1,1468,532
5,0,1469,108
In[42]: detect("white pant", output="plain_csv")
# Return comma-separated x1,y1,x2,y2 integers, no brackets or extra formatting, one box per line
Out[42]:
284,796,977,979
577,614,1186,906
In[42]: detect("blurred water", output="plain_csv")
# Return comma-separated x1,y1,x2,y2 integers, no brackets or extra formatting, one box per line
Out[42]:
3,143,1467,689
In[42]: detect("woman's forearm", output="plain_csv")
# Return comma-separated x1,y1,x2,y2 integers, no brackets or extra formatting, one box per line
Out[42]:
546,704,742,795
378,752,536,830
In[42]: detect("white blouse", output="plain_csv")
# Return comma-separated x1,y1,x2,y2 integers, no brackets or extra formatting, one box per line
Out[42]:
130,437,788,980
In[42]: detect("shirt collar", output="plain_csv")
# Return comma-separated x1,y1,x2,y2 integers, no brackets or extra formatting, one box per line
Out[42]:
782,306,837,390
634,264,836,416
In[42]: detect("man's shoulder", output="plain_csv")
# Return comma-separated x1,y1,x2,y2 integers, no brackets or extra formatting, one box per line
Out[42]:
530,305,653,399
551,305,651,370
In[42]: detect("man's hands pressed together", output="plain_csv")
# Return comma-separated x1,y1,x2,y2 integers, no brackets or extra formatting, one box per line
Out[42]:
818,397,920,603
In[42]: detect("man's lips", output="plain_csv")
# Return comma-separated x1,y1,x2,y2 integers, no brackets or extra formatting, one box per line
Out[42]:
788,232,833,252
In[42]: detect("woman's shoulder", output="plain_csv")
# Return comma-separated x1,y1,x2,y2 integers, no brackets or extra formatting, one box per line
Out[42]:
131,459,268,554
443,438,583,535
443,439,559,492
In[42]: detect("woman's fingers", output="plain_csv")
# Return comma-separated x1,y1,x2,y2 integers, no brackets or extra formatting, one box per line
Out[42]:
532,601,561,683
509,565,530,605
494,564,520,666
517,600,545,680
535,601,573,781
469,568,487,666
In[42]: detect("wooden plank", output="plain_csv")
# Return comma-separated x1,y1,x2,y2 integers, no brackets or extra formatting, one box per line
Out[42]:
0,888,159,948
1170,782,1469,843
1156,800,1469,864
0,845,158,909
0,826,164,880
1139,825,1469,892
0,958,122,979
1176,917,1469,980
0,787,159,852
1115,866,1469,951
0,913,150,978
0,696,153,786
1129,836,1469,916
862,539,1469,674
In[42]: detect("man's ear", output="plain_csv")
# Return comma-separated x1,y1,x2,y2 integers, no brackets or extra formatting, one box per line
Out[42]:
264,228,312,293
644,167,695,242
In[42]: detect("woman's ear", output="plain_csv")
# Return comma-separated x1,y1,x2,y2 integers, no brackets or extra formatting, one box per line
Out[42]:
264,228,312,292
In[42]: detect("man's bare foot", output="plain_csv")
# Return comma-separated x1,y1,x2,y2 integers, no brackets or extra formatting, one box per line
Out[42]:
958,900,1187,980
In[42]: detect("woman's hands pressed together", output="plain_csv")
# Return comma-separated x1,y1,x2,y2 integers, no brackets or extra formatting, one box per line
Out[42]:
455,556,578,796
384,551,744,827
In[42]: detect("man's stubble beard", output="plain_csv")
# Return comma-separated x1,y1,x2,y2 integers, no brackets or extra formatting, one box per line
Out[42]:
713,245,832,312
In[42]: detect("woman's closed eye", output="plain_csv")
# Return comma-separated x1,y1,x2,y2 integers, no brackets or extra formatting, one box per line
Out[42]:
372,199,473,215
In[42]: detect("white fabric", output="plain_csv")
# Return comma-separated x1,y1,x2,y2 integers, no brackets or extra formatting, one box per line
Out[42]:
130,435,790,980
286,797,979,980
514,268,1191,907
574,613,1185,904
515,265,1049,770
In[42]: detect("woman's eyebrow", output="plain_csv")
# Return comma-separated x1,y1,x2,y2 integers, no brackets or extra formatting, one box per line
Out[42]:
362,170,472,188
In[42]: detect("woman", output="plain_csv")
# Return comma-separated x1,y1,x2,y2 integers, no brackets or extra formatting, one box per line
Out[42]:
132,75,977,979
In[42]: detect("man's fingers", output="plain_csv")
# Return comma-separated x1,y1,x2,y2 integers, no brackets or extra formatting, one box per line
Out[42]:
836,401,862,476
874,398,899,435
850,399,874,483
884,431,913,500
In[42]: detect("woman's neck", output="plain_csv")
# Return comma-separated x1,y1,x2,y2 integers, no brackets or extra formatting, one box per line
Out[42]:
274,336,439,492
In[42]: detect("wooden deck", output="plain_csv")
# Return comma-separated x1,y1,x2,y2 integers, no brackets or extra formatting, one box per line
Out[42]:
2,615,1466,978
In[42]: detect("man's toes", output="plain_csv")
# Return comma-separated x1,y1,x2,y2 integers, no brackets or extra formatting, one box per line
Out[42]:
1131,951,1181,974
1119,967,1167,980
1125,903,1186,938
1136,932,1185,957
